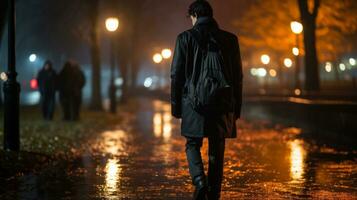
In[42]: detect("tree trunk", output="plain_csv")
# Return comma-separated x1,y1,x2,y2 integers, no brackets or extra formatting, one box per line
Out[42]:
128,0,142,90
0,1,7,47
89,0,102,110
118,54,128,103
0,1,7,107
298,0,320,92
334,61,340,82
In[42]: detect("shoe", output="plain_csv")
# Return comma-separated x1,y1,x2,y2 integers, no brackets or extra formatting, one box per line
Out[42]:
193,176,208,200
207,190,220,200
193,186,208,200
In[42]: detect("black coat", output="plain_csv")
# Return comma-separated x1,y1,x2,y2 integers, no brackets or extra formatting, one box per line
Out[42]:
37,68,57,96
170,17,243,138
57,64,85,101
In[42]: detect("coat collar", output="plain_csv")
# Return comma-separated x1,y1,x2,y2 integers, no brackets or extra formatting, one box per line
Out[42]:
194,17,219,28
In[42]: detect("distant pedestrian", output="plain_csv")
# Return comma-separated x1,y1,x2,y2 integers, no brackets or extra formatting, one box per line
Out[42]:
37,60,57,120
171,1,243,199
57,61,86,121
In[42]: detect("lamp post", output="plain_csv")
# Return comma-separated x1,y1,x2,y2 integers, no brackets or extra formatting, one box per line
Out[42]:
260,54,270,91
291,21,303,90
105,17,119,113
3,0,20,151
161,48,172,89
153,53,163,88
284,57,294,90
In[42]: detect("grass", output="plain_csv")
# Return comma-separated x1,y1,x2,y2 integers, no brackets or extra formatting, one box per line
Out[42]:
0,105,121,155
0,105,122,180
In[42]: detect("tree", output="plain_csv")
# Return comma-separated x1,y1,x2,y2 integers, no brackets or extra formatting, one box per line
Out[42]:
111,0,152,94
235,0,357,91
298,0,320,91
76,0,103,110
111,0,137,101
88,0,103,110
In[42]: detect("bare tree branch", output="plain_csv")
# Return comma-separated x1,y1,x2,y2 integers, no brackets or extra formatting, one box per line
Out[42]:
313,0,321,18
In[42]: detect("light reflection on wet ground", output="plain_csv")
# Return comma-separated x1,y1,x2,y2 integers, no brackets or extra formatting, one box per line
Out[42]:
2,98,357,199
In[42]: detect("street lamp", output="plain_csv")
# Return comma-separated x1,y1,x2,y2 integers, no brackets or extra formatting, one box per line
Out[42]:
260,54,270,90
161,48,172,88
292,47,299,56
161,49,172,59
105,17,119,114
325,62,332,72
284,58,293,68
153,53,164,88
291,21,303,34
257,68,267,77
105,17,119,32
261,54,270,65
29,54,37,62
250,68,258,76
153,53,163,64
291,21,303,90
269,69,277,77
3,0,20,151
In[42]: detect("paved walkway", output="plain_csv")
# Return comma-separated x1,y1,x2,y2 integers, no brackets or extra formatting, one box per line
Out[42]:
2,98,357,199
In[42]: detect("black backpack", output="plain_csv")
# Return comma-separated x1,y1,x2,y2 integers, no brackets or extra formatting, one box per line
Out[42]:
187,28,234,115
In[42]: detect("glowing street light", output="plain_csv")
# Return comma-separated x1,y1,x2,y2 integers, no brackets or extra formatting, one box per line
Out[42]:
349,58,356,66
292,47,299,56
105,17,119,32
144,77,153,88
0,72,8,81
161,48,172,59
257,68,267,77
153,53,165,88
325,62,332,72
294,89,302,96
261,54,270,65
269,69,277,77
339,63,346,71
291,21,303,90
284,58,293,68
29,54,37,62
250,68,258,76
290,21,303,34
105,17,120,113
153,53,163,64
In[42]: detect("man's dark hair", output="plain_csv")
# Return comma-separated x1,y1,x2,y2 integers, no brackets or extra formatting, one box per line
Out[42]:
43,60,53,69
188,0,213,18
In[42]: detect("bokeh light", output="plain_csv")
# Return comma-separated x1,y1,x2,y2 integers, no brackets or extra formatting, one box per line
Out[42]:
284,58,293,68
105,17,119,32
153,53,163,64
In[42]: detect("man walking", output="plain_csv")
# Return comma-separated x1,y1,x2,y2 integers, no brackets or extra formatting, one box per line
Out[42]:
170,1,243,199
37,60,57,120
57,61,86,121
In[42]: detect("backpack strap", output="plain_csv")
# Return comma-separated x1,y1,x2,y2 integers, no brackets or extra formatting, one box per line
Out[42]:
187,28,208,52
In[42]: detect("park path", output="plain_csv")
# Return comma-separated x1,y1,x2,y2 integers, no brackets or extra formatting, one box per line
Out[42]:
3,98,357,199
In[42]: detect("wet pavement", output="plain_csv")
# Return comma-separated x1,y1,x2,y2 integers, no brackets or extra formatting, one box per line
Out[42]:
1,98,357,199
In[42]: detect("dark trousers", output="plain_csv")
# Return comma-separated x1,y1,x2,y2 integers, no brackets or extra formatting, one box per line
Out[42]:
185,136,225,198
60,95,81,121
41,93,55,120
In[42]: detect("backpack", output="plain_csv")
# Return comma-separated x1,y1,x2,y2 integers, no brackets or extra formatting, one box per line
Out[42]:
187,28,234,115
